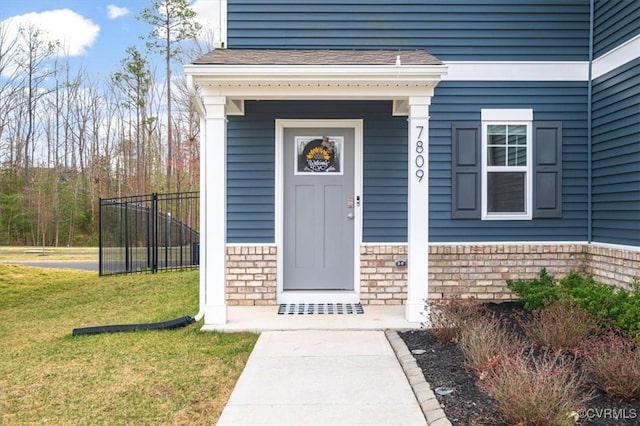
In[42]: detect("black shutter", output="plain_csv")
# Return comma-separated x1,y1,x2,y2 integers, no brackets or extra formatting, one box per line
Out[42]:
452,122,481,219
533,122,563,218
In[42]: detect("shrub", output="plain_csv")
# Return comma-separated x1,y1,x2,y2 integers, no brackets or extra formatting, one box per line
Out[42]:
429,298,485,344
458,316,522,379
560,272,615,320
507,268,560,310
483,351,592,426
508,269,640,340
517,301,598,353
583,331,640,401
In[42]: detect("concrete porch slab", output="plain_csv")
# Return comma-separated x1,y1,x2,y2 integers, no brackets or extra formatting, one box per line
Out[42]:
201,305,425,332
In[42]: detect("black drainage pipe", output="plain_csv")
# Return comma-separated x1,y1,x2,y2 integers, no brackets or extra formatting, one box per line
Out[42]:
72,315,196,336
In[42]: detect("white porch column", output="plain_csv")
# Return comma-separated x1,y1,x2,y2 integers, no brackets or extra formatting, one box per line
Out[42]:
202,96,227,324
406,96,431,323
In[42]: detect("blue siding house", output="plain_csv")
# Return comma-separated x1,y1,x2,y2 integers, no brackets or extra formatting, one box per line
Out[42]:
185,0,640,326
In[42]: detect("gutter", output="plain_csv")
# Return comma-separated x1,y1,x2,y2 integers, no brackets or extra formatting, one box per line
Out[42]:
187,73,205,323
587,0,594,243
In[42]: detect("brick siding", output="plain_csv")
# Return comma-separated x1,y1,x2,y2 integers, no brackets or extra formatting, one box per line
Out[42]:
225,243,639,305
360,245,408,305
226,245,277,306
428,244,586,301
585,244,640,290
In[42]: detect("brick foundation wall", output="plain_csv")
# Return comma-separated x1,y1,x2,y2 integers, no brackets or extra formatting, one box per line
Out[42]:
223,243,639,305
360,245,408,305
226,245,277,306
359,243,594,303
428,244,586,301
585,244,640,289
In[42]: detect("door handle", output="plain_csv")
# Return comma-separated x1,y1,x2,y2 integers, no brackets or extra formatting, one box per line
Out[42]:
347,213,354,220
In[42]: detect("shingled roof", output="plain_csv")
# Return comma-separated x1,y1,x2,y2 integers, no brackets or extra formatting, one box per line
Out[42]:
193,49,442,66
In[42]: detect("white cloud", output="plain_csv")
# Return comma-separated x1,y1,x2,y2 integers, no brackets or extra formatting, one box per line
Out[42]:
107,5,129,20
191,0,222,40
2,9,100,57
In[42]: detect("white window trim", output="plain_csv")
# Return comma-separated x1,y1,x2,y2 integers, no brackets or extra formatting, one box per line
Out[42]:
481,109,533,221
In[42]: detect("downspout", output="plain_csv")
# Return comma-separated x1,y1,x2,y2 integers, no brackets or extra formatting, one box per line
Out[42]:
587,0,594,243
187,74,206,322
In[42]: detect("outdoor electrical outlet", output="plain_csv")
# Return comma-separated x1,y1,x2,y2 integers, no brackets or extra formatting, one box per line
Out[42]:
395,259,407,267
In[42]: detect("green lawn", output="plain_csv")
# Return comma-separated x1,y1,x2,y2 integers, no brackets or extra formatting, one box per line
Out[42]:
0,265,257,425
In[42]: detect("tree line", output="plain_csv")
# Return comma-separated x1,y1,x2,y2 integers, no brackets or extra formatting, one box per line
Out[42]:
0,0,209,247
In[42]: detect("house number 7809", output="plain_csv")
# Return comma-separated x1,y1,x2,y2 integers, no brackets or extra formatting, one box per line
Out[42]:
415,125,425,182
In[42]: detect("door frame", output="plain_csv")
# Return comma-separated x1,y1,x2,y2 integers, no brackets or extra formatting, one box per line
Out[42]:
275,119,363,304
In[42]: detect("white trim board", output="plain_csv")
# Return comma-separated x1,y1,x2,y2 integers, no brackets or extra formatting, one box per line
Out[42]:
275,119,364,304
428,241,588,246
481,109,533,121
442,61,589,81
226,243,277,247
444,34,640,82
588,241,640,253
592,34,640,79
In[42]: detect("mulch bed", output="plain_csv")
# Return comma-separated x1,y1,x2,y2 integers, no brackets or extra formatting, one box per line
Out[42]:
399,302,640,425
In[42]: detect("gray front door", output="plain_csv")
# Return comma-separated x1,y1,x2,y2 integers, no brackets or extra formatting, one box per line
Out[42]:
283,127,355,290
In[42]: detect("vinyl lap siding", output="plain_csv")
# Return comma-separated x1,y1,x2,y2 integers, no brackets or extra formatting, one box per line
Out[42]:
429,81,589,242
362,112,408,242
226,101,408,243
591,58,640,246
227,115,277,243
228,86,589,244
593,0,640,58
227,0,590,61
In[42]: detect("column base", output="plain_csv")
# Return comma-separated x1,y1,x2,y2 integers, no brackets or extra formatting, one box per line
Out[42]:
204,304,227,325
405,302,429,324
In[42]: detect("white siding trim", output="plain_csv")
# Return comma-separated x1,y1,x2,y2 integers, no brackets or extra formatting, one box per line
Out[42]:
220,0,227,48
226,243,277,247
442,36,640,82
202,95,228,325
482,109,533,122
588,241,640,253
406,97,430,323
360,242,408,247
428,241,588,246
194,0,227,48
443,61,589,81
592,33,640,79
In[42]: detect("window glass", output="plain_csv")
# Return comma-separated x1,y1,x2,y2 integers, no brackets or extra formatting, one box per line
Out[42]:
487,125,527,167
487,172,525,213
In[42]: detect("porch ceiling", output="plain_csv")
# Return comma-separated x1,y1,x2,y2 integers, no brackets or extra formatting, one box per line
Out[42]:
184,49,448,114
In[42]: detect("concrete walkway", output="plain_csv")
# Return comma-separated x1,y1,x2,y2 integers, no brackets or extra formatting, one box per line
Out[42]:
217,330,428,425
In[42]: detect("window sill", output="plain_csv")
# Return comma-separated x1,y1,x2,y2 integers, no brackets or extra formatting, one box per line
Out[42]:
482,214,532,221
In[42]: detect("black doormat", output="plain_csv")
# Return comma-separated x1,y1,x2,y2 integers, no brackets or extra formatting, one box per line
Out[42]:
277,303,364,315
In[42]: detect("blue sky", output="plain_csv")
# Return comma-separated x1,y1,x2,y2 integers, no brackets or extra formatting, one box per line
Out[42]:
0,0,221,79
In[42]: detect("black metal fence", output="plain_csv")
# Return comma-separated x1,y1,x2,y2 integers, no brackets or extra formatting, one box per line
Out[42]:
99,192,200,276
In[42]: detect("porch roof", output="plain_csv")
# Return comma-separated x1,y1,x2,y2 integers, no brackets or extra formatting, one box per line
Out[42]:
184,49,448,116
193,49,442,66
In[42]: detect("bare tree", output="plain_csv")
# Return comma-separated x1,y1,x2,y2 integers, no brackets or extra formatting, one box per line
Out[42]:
17,26,56,185
139,0,201,193
0,22,24,146
0,3,206,246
